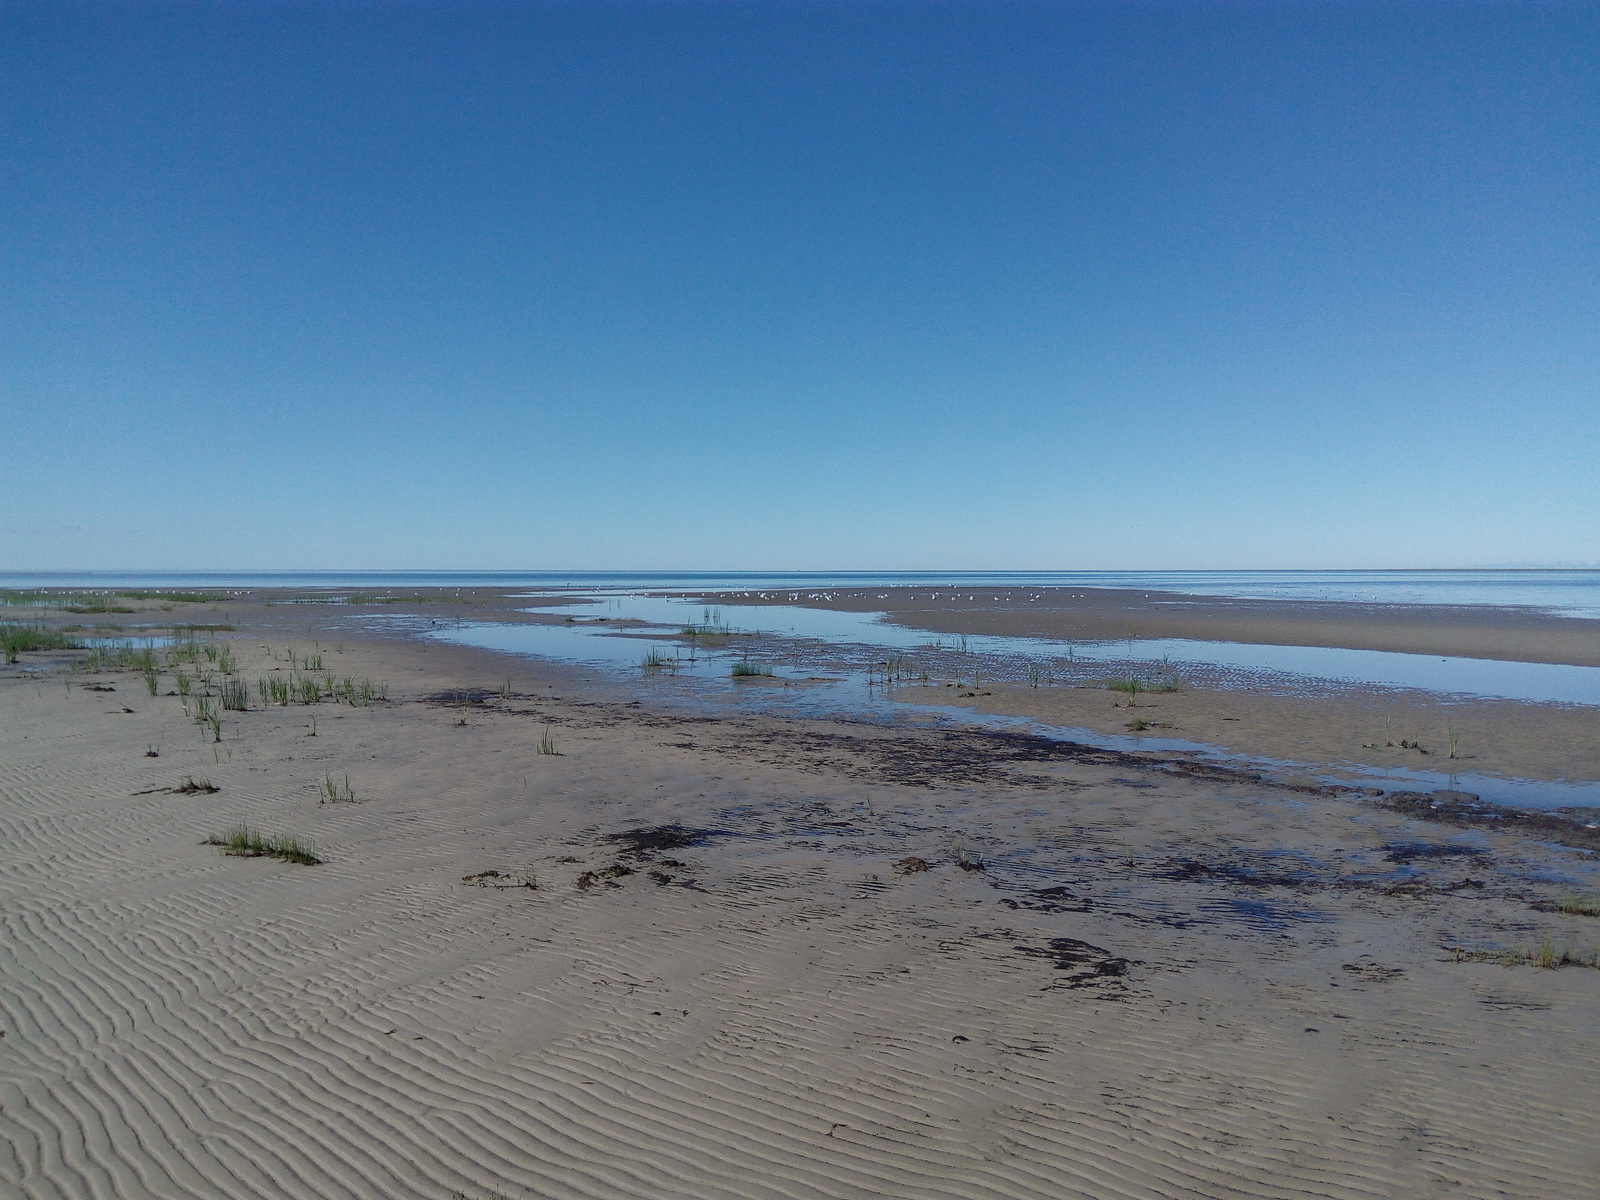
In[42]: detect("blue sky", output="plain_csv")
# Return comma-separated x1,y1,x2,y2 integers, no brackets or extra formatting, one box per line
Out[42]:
3,1,1595,570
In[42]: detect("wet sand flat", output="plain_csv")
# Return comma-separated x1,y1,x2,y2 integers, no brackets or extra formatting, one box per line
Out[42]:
3,612,1599,1199
690,584,1600,667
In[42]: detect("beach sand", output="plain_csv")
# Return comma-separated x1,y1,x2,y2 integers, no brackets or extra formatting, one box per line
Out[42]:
2,597,1598,1198
689,584,1600,667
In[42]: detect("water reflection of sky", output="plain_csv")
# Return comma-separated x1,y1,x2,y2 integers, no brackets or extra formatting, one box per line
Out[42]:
499,593,1600,707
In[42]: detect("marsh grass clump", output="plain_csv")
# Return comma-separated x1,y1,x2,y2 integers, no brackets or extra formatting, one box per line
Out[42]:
2,623,81,663
143,665,160,695
731,659,773,677
4,624,81,664
537,725,559,755
60,593,137,614
117,591,225,604
640,648,672,671
207,825,320,865
1557,893,1600,917
1101,676,1141,702
220,678,249,711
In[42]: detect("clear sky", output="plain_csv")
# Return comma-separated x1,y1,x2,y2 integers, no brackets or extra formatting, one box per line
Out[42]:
3,1,1595,571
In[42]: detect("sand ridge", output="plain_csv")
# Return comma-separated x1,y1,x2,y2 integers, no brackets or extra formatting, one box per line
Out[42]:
2,626,1598,1198
683,584,1600,667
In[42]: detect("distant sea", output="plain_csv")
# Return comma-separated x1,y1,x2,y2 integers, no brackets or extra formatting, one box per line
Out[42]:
3,569,1598,618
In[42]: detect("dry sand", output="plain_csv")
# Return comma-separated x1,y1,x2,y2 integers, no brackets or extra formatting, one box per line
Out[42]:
3,601,1600,1198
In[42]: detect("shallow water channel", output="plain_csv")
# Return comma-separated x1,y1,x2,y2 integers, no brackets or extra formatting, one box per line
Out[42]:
421,592,1600,812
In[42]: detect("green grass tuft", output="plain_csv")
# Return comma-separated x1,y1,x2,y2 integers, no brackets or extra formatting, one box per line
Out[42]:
207,825,321,864
317,773,356,804
1557,893,1600,917
2,623,80,663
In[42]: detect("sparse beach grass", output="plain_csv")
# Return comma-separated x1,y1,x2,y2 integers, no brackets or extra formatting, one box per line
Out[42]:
1557,893,1600,917
207,825,321,865
80,640,158,673
318,773,357,804
1450,935,1600,970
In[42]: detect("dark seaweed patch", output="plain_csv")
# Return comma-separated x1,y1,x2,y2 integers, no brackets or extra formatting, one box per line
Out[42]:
1014,937,1134,989
604,824,723,858
422,688,498,706
1376,790,1600,852
1382,841,1488,863
1154,858,1318,889
1000,885,1095,914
